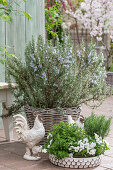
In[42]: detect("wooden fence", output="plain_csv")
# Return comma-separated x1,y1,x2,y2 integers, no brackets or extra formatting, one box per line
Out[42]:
0,0,45,129
0,0,45,82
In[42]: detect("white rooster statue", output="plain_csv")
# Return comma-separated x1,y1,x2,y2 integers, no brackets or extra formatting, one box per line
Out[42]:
13,111,45,161
68,115,84,130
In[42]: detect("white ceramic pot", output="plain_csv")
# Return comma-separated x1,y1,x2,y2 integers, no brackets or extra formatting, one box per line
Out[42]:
49,154,101,169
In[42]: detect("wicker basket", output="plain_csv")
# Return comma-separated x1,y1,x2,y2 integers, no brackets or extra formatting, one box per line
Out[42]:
24,105,81,144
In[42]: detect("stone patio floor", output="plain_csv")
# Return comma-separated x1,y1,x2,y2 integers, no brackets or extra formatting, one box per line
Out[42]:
0,96,113,170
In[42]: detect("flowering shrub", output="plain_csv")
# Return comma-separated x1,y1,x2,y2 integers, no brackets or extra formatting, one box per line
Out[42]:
7,36,108,116
66,0,113,42
44,122,109,159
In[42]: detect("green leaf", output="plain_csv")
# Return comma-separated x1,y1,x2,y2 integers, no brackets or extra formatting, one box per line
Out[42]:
22,12,31,20
0,14,12,22
0,0,7,5
0,59,5,64
0,11,5,16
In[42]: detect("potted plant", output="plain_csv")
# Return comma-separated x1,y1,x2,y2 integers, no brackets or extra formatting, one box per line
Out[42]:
6,35,108,143
44,113,111,169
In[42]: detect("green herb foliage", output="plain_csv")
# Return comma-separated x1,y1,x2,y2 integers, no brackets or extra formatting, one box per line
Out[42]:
44,121,109,159
44,122,84,159
84,113,112,138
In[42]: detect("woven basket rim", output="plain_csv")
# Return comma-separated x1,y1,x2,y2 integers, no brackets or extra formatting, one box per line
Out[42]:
24,105,80,110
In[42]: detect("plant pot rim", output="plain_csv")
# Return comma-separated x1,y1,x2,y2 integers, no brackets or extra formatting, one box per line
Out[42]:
49,154,101,169
49,154,102,159
25,105,81,110
107,71,113,74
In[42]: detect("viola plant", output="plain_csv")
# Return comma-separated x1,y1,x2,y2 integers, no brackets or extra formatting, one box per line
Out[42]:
44,122,109,159
68,134,109,158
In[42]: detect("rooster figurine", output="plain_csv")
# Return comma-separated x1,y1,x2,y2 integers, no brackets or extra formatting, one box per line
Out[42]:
13,111,45,161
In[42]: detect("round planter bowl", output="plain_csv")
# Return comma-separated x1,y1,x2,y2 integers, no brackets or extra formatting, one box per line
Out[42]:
49,154,101,169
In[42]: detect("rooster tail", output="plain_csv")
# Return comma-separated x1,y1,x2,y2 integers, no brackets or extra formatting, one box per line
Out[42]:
13,114,29,139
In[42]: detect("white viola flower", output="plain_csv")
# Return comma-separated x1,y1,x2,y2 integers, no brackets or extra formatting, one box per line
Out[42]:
69,153,73,158
99,136,102,141
83,138,89,143
42,149,47,153
74,146,80,152
47,133,52,139
79,143,84,151
89,149,96,155
78,140,82,144
84,142,90,149
80,142,84,147
49,139,53,145
48,145,50,148
90,142,96,149
94,133,99,140
96,136,102,144
87,147,90,153
69,146,74,150
96,139,101,144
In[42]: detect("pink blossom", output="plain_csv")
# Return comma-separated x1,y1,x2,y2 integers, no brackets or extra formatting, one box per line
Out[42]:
67,0,113,42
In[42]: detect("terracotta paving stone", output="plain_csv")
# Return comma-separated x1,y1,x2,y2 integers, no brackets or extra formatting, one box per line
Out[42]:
0,130,5,139
1,142,25,156
81,96,113,118
104,146,113,157
0,149,10,156
101,155,113,169
0,166,15,170
105,137,113,147
0,152,24,166
93,167,107,170
0,138,6,142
